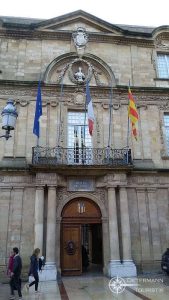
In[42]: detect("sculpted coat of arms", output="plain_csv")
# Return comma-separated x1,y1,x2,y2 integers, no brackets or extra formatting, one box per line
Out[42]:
72,27,89,50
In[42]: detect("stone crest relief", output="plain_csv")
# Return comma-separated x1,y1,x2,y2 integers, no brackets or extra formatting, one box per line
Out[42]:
72,27,88,57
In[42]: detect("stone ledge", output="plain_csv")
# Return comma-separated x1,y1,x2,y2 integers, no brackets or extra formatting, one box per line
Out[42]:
133,159,155,169
0,157,29,170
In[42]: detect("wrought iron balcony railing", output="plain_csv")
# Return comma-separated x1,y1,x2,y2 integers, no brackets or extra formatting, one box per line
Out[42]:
32,146,132,167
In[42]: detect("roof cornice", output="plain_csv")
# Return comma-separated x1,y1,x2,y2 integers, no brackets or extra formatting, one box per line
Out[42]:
0,28,154,48
0,10,155,38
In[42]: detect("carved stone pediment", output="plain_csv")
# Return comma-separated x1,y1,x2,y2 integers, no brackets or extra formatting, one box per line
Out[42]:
44,53,116,87
35,11,123,35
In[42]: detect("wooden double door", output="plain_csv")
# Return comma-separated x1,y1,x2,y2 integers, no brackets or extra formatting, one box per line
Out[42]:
61,198,102,276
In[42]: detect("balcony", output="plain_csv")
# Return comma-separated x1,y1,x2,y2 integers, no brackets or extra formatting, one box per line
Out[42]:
32,146,132,169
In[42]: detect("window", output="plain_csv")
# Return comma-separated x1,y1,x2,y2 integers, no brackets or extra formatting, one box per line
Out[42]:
157,54,169,78
67,111,92,164
164,114,169,154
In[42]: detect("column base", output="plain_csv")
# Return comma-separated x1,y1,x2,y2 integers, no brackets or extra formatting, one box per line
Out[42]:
108,260,137,278
39,263,57,281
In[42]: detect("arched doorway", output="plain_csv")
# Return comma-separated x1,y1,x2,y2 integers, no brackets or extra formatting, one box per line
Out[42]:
60,197,103,275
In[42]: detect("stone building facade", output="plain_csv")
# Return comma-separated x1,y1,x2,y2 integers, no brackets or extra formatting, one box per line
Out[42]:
0,10,169,279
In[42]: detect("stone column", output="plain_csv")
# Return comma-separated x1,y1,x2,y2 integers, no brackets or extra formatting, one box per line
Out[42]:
119,187,137,276
147,188,161,262
44,186,57,280
137,188,151,266
108,187,120,260
107,187,121,277
34,187,44,251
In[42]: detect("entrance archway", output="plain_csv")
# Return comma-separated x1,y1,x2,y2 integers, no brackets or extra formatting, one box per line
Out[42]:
60,197,103,275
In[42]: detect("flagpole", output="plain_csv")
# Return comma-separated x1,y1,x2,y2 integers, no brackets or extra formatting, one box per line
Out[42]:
126,80,131,164
57,77,64,147
83,82,87,153
36,80,40,147
108,81,113,148
33,77,42,147
107,80,113,161
127,81,131,148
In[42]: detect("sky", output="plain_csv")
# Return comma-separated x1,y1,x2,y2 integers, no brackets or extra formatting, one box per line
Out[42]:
0,0,169,27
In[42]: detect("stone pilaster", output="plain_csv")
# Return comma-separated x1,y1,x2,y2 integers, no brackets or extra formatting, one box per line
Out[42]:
136,188,151,263
119,187,137,276
34,187,44,251
43,186,57,281
108,187,120,260
107,186,121,277
147,188,161,261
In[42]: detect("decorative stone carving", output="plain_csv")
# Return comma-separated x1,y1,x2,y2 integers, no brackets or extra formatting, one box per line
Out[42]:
155,37,169,50
92,66,106,86
55,63,70,84
159,101,169,110
15,99,30,107
113,103,121,110
96,120,101,145
0,176,4,182
151,49,157,71
3,176,32,184
74,93,85,105
57,186,107,208
127,174,169,187
159,114,168,158
104,173,127,186
68,58,92,84
74,67,85,83
36,173,57,185
59,120,64,144
72,27,88,50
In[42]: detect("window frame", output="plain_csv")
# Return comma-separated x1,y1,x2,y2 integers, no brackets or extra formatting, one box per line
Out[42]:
163,113,169,155
157,53,169,79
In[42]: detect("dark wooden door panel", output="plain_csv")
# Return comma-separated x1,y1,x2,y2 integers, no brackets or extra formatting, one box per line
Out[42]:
61,224,82,275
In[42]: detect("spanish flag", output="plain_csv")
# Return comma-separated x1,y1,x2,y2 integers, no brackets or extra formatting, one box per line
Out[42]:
128,87,139,140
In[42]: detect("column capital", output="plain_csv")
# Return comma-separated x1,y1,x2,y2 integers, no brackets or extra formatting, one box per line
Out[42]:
136,187,146,193
106,185,116,190
35,186,45,190
0,187,12,191
101,217,108,223
36,172,58,186
48,186,56,190
12,187,24,191
147,188,157,193
119,186,127,191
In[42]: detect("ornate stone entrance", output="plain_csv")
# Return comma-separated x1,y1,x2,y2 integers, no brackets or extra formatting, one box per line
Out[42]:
60,197,102,275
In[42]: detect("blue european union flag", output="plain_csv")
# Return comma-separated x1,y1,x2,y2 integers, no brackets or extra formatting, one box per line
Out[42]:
33,81,42,138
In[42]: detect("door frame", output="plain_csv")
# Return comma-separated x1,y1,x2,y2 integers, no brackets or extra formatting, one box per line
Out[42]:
56,193,108,276
60,198,102,275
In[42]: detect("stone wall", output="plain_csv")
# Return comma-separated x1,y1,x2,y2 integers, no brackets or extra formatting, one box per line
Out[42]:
0,35,155,86
128,174,169,273
0,89,169,168
0,172,169,277
0,182,35,280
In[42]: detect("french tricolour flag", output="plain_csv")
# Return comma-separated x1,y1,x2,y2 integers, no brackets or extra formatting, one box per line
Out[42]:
86,81,95,136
